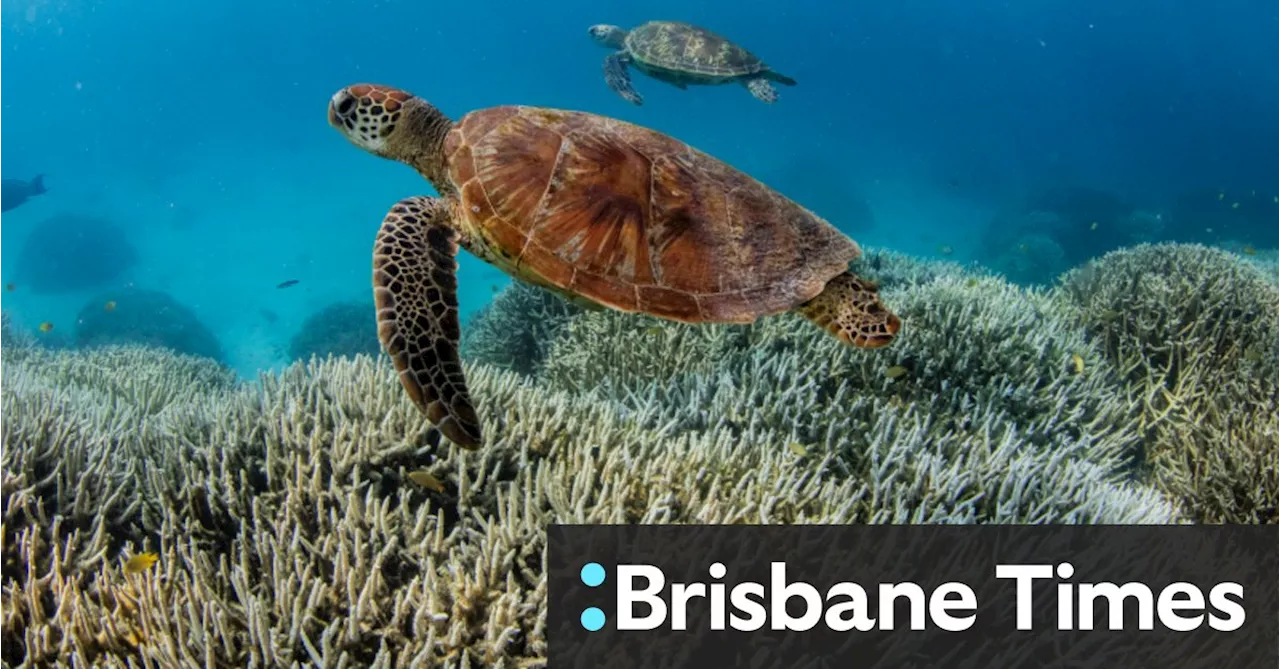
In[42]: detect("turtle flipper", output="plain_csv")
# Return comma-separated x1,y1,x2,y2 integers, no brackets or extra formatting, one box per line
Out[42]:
373,196,483,448
745,77,780,103
604,52,643,105
765,71,798,86
795,271,901,349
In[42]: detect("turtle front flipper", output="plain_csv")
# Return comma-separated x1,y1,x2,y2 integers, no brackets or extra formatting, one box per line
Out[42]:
745,77,780,103
373,196,483,449
604,52,643,105
795,271,901,349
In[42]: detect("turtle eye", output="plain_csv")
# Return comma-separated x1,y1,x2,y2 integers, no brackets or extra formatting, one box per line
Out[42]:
336,94,356,116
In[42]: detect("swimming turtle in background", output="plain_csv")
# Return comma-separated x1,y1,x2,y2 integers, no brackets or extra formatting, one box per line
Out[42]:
2,174,46,213
327,84,899,448
587,21,797,105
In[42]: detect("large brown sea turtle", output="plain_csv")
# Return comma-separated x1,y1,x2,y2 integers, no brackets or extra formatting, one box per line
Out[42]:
327,83,900,449
588,21,797,105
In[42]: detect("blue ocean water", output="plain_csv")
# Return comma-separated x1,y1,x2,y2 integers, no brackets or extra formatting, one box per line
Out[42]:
1,0,1275,378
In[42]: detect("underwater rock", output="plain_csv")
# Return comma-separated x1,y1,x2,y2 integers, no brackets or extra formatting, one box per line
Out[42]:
977,186,1153,281
12,213,139,294
73,287,224,363
287,300,381,362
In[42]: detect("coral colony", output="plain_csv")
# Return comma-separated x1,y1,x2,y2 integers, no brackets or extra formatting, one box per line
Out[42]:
1,243,1275,664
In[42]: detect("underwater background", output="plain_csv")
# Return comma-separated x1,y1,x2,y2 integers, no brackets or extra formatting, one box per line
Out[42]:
1,0,1277,666
0,0,1276,374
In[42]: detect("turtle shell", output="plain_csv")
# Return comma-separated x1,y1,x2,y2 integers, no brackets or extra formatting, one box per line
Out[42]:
625,21,765,79
442,106,860,324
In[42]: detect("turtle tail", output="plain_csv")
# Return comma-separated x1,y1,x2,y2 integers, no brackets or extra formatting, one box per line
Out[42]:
767,71,797,86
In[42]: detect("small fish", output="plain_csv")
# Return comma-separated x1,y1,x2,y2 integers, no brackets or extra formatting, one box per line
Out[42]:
1071,353,1085,375
260,309,279,324
124,552,159,574
1243,348,1263,362
1243,245,1257,256
276,279,300,289
1089,221,1098,230
1098,309,1122,322
104,300,117,312
1231,202,1240,210
965,278,979,288
787,442,808,457
1274,196,1278,204
4,283,13,292
645,326,663,336
1018,243,1029,253
490,284,499,293
938,245,954,256
407,470,446,493
885,365,909,379
38,322,53,333
1217,192,1225,200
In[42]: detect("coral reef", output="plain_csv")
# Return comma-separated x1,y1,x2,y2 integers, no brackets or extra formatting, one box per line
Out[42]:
978,187,1172,284
287,301,381,362
1055,243,1279,523
460,283,583,376
2,245,1273,665
11,213,139,294
74,287,224,363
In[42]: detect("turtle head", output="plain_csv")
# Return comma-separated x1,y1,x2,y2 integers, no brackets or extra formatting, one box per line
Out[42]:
328,84,450,172
588,24,627,49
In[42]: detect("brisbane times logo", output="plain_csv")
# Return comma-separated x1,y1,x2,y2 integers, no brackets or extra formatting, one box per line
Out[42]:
574,561,1247,633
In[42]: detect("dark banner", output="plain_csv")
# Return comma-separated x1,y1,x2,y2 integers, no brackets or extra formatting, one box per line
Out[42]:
548,525,1278,668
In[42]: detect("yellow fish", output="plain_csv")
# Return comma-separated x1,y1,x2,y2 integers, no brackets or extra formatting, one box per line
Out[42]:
1089,221,1098,230
645,326,664,336
885,365,909,379
1071,354,1085,375
938,245,954,256
1218,192,1225,200
965,278,979,288
407,470,446,493
104,300,117,312
38,322,53,333
1243,245,1257,256
1231,202,1240,209
124,552,159,574
787,442,808,457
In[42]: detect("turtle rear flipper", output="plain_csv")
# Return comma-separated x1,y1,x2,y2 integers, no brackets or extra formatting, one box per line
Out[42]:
373,196,483,448
745,77,780,103
766,71,797,86
604,52,643,105
795,272,901,348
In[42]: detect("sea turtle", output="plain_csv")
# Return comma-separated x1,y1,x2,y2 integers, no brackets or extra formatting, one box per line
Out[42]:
587,21,797,105
2,174,46,213
327,83,899,449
